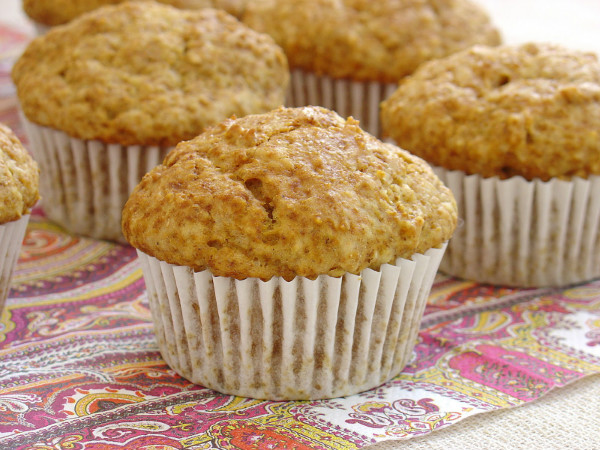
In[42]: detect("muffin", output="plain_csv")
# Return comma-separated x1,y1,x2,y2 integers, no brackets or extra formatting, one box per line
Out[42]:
12,1,289,242
122,106,457,400
0,123,39,313
243,0,500,137
24,0,247,33
381,42,600,287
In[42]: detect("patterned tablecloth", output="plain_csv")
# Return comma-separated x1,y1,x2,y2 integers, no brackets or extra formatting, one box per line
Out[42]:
1,25,600,450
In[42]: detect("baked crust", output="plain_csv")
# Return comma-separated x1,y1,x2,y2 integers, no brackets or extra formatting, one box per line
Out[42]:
0,123,40,224
381,43,600,180
13,2,288,146
242,0,500,83
122,106,457,280
23,0,247,25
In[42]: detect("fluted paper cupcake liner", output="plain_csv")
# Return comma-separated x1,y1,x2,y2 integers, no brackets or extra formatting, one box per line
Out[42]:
137,244,446,400
435,167,600,287
0,215,30,312
285,68,397,138
20,113,171,242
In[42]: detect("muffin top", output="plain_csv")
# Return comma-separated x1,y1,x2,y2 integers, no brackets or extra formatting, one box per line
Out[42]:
23,0,247,25
381,43,600,180
0,123,40,224
122,106,457,280
12,2,288,147
242,0,500,83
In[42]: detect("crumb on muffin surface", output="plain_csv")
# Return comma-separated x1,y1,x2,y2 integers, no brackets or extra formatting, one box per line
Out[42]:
13,2,288,147
381,42,600,180
243,0,500,82
0,123,40,224
122,106,457,280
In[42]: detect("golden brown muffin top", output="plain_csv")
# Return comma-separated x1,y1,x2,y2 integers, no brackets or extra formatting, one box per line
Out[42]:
242,0,500,83
0,123,40,224
23,0,247,25
12,2,288,147
381,43,600,180
122,106,457,280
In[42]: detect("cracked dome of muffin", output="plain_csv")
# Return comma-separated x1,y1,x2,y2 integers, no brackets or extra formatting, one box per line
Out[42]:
122,106,457,280
12,1,289,147
243,0,500,82
381,42,600,180
0,123,39,224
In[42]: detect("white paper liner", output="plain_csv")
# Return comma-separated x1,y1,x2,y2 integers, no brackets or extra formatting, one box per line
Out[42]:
0,215,30,312
285,68,397,138
435,167,600,287
137,244,447,400
20,113,171,242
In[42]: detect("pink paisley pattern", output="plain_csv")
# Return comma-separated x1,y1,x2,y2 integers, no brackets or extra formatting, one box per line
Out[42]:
1,25,600,449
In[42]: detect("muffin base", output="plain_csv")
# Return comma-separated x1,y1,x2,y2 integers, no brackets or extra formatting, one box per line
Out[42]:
435,167,600,287
285,68,397,138
137,245,446,400
20,114,171,242
0,215,30,313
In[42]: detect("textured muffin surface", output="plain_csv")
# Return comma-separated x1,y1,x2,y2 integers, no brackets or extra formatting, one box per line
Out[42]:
243,0,500,82
0,123,40,224
13,2,288,146
23,0,247,25
122,106,457,280
381,42,600,180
